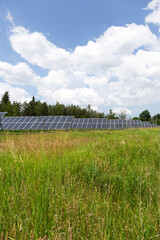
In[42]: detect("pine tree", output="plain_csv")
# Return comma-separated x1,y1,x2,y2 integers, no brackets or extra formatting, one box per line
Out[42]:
1,92,10,105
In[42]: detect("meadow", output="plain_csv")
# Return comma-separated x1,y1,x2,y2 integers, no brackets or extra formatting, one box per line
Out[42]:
0,128,160,239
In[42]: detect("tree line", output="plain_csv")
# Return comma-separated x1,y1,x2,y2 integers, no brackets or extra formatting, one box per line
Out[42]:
0,92,159,124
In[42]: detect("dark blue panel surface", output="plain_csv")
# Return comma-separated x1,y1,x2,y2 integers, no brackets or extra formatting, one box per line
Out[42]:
63,123,71,129
97,119,103,124
83,119,88,123
102,119,107,124
1,122,8,128
36,123,44,130
97,124,102,129
102,124,107,129
59,116,66,122
7,123,15,129
0,112,7,117
44,122,51,130
24,123,34,129
54,116,61,122
48,116,56,122
4,123,12,129
56,123,64,129
78,119,84,124
71,123,76,128
17,123,27,130
66,116,74,122
50,123,58,129
73,119,79,123
77,124,82,128
92,119,98,123
92,124,97,129
30,123,40,129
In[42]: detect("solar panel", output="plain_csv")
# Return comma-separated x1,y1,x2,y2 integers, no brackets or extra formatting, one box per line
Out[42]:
102,118,107,124
72,118,109,129
1,116,74,130
0,112,7,117
43,116,74,130
0,116,158,131
3,123,11,130
1,117,9,123
72,118,141,130
1,116,38,130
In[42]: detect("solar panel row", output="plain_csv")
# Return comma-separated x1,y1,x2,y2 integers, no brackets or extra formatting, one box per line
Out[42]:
71,119,156,129
0,112,7,117
0,116,158,131
1,116,74,130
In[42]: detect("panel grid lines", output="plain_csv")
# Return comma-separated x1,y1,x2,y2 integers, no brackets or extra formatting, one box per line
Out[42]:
0,116,157,130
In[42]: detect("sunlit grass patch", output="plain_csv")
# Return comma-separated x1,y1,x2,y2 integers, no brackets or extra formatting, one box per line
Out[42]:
0,129,160,239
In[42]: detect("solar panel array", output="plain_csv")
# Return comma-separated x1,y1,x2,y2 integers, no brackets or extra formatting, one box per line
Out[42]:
1,116,74,130
0,112,7,117
34,116,74,130
71,118,157,129
0,116,158,131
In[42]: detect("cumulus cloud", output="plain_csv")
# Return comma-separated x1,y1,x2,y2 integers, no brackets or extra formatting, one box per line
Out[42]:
1,0,160,115
145,0,160,25
74,24,156,74
113,108,132,116
9,23,156,74
9,26,72,70
37,87,105,107
0,82,31,102
104,49,160,108
0,61,40,86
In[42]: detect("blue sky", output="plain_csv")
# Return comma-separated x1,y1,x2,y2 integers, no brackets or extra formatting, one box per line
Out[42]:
0,0,147,55
0,0,160,117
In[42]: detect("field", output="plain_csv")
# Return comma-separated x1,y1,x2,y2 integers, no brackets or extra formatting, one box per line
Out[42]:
0,129,160,239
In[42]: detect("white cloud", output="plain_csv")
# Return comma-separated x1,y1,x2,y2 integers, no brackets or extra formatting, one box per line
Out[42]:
145,0,160,25
9,26,72,70
103,49,160,110
37,87,104,106
0,3,160,115
113,108,132,116
6,11,14,24
9,23,156,74
0,61,40,86
0,82,31,102
74,24,156,74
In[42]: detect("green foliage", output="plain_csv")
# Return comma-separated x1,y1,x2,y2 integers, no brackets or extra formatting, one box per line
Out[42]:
29,96,36,116
0,92,159,122
36,101,48,116
1,91,10,104
132,116,139,120
153,113,160,120
12,101,21,116
48,102,66,115
118,110,127,119
107,109,118,119
152,113,160,125
0,91,106,118
139,109,151,122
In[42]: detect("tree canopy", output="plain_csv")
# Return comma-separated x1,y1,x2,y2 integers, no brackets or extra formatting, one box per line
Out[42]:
139,110,151,122
0,92,105,118
0,91,159,122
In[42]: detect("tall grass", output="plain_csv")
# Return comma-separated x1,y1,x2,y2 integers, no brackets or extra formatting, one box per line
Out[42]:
0,129,160,239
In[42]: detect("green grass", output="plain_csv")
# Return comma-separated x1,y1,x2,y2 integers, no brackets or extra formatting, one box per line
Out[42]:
0,129,160,239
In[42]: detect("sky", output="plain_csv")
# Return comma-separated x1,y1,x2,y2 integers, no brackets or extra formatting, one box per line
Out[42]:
0,0,160,117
